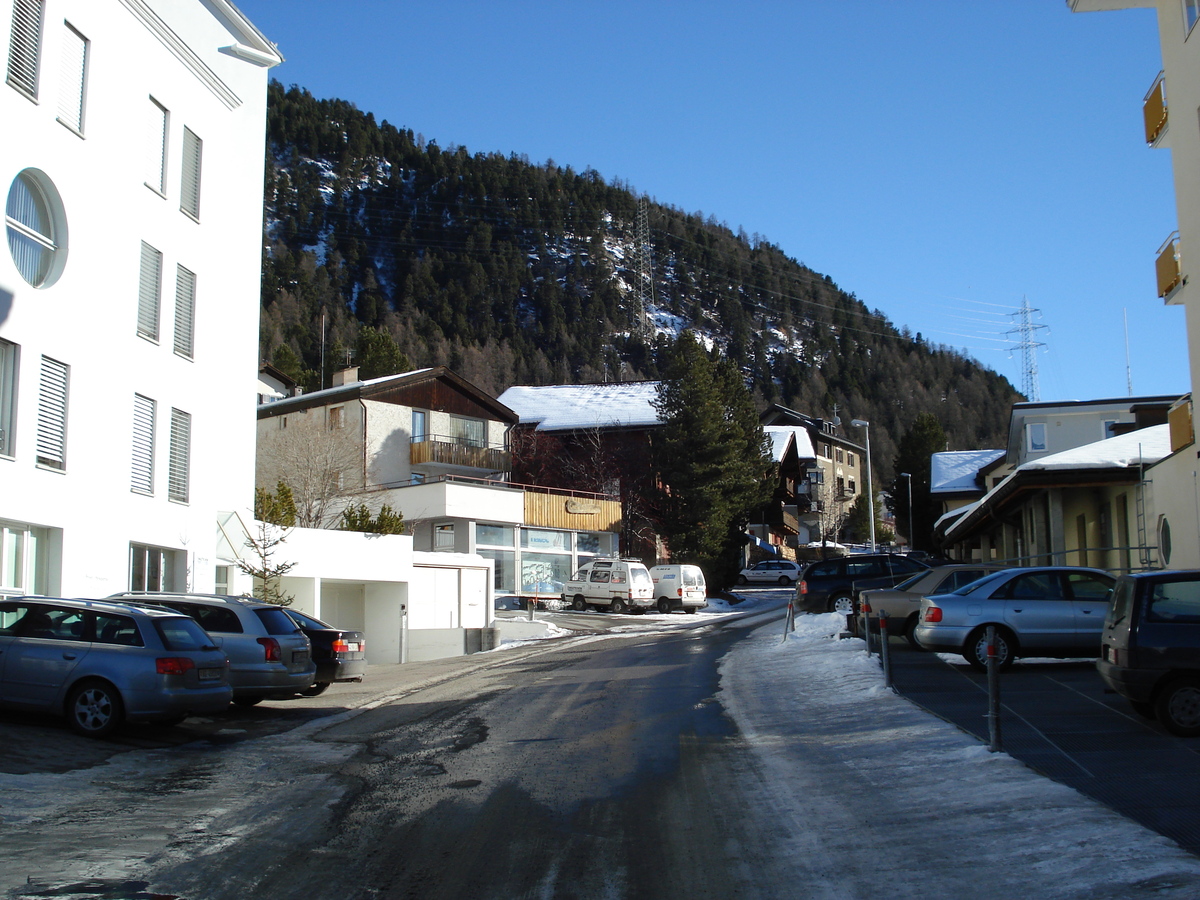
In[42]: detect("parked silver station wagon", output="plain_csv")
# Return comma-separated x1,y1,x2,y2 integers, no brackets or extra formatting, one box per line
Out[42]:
110,593,315,704
0,597,232,737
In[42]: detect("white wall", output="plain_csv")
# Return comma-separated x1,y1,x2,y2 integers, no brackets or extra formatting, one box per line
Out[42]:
0,0,278,596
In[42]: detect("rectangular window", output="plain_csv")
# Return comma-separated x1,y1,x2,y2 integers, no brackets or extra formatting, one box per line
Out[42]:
0,339,17,457
137,241,162,340
173,265,196,358
1187,0,1200,35
56,22,87,133
131,393,155,494
180,126,202,219
147,97,168,194
847,453,855,467
836,448,843,463
411,409,426,441
1103,419,1118,439
434,523,455,550
1026,422,1047,453
1,520,49,595
329,406,344,429
168,408,190,503
449,414,485,447
35,355,67,469
129,542,181,592
6,0,44,99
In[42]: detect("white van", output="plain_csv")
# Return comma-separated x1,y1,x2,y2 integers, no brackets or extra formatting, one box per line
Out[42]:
562,558,654,613
649,565,708,614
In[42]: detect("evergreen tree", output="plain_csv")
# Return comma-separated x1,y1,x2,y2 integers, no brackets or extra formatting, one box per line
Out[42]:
889,413,949,552
356,327,413,380
651,333,775,586
340,502,406,535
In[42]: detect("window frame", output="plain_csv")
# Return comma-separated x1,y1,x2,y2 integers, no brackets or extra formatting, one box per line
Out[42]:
1186,0,1200,36
6,168,66,288
173,264,196,359
0,338,17,458
168,408,190,503
35,355,67,470
1026,422,1047,453
130,393,155,495
6,0,44,100
146,97,168,196
55,21,87,134
137,241,162,341
180,126,202,220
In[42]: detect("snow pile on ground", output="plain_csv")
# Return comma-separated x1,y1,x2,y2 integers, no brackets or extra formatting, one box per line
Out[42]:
715,612,1200,897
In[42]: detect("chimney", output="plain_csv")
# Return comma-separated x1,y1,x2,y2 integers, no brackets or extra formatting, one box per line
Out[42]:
332,366,359,387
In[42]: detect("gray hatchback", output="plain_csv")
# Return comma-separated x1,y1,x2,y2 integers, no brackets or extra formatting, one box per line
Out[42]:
0,597,232,737
110,593,315,705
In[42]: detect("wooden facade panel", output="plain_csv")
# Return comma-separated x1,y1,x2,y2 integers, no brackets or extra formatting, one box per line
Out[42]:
410,439,510,471
523,492,622,532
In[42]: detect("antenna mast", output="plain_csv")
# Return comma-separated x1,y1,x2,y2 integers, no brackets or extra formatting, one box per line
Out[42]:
1006,296,1049,402
1124,307,1134,396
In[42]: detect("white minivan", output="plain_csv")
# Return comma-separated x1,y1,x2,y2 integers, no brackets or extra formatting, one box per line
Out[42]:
649,565,708,614
562,558,655,613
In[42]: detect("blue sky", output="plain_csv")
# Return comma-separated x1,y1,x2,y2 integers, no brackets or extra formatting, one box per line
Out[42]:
234,0,1186,403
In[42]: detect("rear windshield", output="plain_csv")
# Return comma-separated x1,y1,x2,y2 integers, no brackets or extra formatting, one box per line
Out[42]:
155,616,218,651
631,568,651,584
893,572,928,591
1147,579,1200,624
286,609,329,630
255,606,302,635
951,571,1008,595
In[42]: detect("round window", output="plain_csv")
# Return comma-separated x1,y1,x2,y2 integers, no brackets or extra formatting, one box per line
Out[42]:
1159,515,1172,567
5,169,67,288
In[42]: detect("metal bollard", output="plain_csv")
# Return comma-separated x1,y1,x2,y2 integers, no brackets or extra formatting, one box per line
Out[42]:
860,597,874,656
879,611,892,688
986,624,1002,752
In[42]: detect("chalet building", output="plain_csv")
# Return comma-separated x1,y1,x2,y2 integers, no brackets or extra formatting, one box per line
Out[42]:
743,425,817,560
760,405,866,547
1068,0,1200,568
258,367,623,603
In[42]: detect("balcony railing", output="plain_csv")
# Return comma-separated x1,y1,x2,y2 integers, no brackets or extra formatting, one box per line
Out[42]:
410,434,510,472
1156,231,1183,299
1144,71,1168,145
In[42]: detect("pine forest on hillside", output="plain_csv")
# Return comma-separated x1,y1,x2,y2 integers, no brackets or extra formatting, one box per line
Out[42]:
257,82,1022,481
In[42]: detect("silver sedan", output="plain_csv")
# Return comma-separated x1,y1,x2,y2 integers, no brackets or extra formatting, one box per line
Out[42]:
913,566,1116,670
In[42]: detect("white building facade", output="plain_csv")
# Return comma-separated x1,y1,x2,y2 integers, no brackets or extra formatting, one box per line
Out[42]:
1,0,280,597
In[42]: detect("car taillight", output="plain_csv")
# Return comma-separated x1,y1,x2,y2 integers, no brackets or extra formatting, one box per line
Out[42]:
156,657,196,675
257,637,282,661
924,606,943,623
332,639,350,653
799,580,808,594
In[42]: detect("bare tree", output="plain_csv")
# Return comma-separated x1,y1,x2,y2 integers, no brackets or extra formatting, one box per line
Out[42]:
813,478,852,547
257,421,362,528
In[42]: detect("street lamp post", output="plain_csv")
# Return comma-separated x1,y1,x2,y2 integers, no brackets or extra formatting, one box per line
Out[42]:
900,472,913,551
851,419,875,552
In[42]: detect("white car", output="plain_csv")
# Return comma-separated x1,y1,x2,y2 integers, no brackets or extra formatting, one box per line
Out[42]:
737,559,804,586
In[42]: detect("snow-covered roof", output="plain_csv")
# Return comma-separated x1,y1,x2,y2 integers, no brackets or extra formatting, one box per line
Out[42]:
930,450,1005,494
764,425,816,462
498,382,662,431
944,425,1171,541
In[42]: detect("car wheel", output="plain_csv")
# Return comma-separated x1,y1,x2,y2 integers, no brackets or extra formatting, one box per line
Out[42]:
737,575,748,585
778,575,792,586
66,680,124,738
657,598,672,614
234,696,264,707
1155,677,1200,736
966,626,1015,672
829,594,854,615
610,598,627,614
572,595,587,611
904,615,924,649
302,682,331,697
684,607,697,614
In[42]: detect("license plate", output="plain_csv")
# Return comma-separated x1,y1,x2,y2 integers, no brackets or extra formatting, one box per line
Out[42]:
292,650,309,664
346,642,360,652
198,668,222,681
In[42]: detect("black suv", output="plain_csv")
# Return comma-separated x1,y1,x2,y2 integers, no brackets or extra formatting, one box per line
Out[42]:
1098,570,1200,736
794,554,929,615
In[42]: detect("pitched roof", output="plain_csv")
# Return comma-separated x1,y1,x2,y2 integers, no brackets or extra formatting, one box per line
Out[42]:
930,450,1005,494
764,425,816,462
498,383,662,432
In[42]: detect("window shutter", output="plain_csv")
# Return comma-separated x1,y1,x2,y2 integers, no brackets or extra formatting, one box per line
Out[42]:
181,127,202,219
168,409,190,503
173,265,195,358
147,98,167,194
137,242,161,340
36,356,67,469
6,0,44,99
131,394,155,494
56,23,86,132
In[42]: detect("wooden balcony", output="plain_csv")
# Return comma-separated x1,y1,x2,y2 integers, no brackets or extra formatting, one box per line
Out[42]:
1157,232,1183,300
764,503,800,534
1144,72,1168,146
410,435,510,472
1169,395,1194,454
